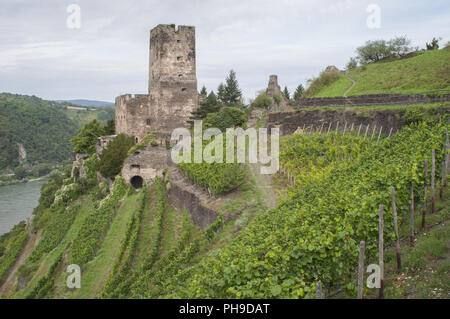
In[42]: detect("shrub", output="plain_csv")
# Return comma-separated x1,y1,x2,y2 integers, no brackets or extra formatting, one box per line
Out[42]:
99,134,135,179
70,119,106,155
346,57,358,70
13,166,27,180
356,36,413,64
304,71,341,97
251,93,272,109
273,94,282,105
204,107,247,132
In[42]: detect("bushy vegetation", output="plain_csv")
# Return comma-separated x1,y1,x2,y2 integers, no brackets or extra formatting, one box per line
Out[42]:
356,36,414,64
251,93,273,109
99,134,135,179
204,107,247,132
304,70,341,97
70,119,106,155
0,93,78,170
189,92,221,124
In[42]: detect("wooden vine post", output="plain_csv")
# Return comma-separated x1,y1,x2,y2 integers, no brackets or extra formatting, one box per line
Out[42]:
316,282,322,299
357,241,365,299
364,124,370,138
390,187,401,272
409,182,415,247
431,149,435,214
377,126,383,142
422,159,428,229
319,122,325,134
357,124,362,136
378,204,384,299
388,127,393,138
440,160,445,199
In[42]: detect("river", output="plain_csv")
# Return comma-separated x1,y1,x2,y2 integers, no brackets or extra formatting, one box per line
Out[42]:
0,179,47,235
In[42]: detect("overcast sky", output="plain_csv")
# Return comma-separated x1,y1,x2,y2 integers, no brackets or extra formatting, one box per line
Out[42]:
1,0,449,102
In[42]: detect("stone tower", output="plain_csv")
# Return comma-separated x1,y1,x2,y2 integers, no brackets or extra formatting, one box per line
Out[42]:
115,24,198,143
265,75,292,112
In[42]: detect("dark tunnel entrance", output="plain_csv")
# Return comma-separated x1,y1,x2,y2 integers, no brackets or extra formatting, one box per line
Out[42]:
130,175,144,189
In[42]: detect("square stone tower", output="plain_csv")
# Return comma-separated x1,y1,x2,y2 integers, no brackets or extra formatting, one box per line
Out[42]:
115,24,198,143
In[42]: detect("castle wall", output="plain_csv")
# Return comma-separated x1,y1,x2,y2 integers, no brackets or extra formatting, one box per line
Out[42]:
115,24,198,143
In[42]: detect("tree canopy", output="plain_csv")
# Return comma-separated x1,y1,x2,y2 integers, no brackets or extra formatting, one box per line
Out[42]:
70,119,106,155
99,133,135,179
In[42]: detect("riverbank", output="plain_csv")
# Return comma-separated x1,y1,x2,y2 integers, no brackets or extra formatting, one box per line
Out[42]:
0,179,47,235
0,174,52,187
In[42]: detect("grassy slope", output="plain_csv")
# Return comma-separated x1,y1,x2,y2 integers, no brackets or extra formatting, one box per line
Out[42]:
65,193,138,298
13,198,94,298
313,48,450,97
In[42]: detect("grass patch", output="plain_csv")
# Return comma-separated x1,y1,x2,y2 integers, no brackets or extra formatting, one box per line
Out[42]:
312,49,450,97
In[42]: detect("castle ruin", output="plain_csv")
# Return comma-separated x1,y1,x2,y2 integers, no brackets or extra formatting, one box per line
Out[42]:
115,24,198,144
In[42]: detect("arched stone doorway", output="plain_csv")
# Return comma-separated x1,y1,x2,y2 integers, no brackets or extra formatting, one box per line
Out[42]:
130,175,144,189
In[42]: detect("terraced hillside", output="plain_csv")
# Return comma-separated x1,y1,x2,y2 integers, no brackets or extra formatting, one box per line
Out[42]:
313,48,450,98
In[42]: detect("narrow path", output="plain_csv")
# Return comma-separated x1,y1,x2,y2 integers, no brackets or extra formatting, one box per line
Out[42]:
0,231,41,296
248,163,277,210
343,71,356,97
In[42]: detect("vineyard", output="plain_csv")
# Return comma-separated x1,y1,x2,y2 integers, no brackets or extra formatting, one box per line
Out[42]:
151,121,449,298
0,119,448,299
178,139,246,195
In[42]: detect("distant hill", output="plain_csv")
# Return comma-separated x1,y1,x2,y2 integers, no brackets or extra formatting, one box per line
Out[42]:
54,99,115,108
0,93,78,170
310,47,450,98
0,93,115,171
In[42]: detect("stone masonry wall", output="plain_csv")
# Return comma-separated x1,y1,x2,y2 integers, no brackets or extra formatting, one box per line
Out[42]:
268,106,450,136
297,93,450,108
115,24,198,144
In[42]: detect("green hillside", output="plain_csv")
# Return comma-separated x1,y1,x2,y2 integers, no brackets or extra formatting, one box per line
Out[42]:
313,48,450,97
0,93,114,174
0,115,448,299
0,93,78,171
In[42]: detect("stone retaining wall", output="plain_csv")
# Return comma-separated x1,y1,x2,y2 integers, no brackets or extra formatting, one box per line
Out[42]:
268,106,450,136
297,93,450,108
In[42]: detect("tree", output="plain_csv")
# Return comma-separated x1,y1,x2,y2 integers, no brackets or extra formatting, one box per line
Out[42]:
217,83,226,104
388,36,412,56
104,120,115,135
204,107,247,132
222,70,242,107
426,37,440,50
200,86,208,96
293,84,305,100
346,57,358,70
251,93,272,109
356,40,390,63
70,119,106,155
14,166,27,180
356,37,413,64
99,134,135,179
189,91,221,124
283,86,290,100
